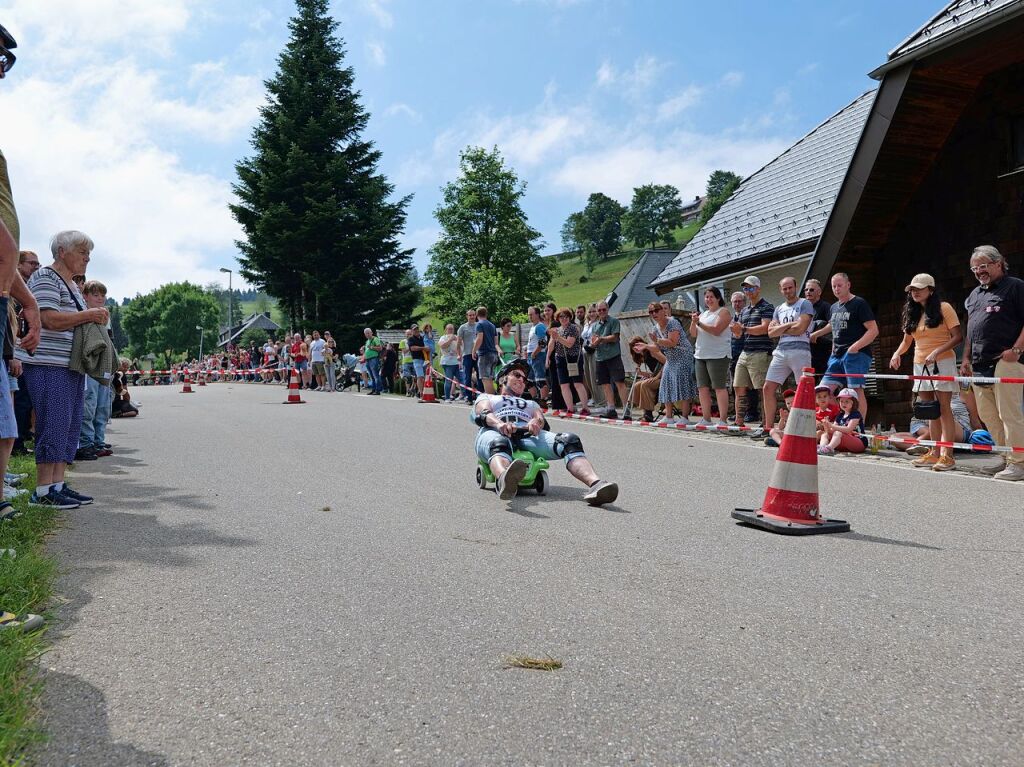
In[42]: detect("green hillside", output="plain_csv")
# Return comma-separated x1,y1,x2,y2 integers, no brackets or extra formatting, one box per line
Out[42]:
415,219,702,326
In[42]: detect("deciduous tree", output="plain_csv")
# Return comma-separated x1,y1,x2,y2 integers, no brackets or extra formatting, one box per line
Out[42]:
700,170,743,225
425,146,554,324
577,193,626,260
622,184,684,249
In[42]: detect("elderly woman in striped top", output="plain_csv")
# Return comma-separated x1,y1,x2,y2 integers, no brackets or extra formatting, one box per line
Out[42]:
15,231,108,509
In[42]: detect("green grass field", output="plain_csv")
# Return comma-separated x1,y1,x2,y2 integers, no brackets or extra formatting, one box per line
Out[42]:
0,453,52,765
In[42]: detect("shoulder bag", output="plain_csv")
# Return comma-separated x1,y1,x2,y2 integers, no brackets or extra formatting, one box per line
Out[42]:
912,362,942,421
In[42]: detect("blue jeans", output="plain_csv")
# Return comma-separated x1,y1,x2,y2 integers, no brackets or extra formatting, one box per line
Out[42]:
80,377,99,449
474,427,586,465
461,354,478,400
81,378,113,450
822,350,872,390
442,364,460,399
366,356,382,392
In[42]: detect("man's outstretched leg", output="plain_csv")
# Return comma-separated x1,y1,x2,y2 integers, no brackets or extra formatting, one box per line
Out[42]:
524,431,618,506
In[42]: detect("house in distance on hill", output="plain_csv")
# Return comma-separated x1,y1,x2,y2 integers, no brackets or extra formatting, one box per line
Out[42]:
651,0,1024,426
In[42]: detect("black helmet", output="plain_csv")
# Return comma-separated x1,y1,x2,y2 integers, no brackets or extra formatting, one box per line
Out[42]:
495,357,531,386
0,24,16,78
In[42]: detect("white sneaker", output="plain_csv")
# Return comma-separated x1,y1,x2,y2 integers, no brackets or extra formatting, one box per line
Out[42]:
694,418,714,427
993,463,1024,481
586,399,595,407
3,485,27,500
655,416,678,425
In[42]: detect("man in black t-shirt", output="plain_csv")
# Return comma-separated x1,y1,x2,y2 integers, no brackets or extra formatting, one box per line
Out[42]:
810,272,878,420
407,324,427,401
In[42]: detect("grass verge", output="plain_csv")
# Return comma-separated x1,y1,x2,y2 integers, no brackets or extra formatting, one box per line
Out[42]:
0,453,57,765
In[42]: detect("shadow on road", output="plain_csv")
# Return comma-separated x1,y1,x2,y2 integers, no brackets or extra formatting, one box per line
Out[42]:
832,531,942,550
34,671,169,767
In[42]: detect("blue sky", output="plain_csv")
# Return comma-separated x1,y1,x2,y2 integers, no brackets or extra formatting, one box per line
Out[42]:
1,0,944,300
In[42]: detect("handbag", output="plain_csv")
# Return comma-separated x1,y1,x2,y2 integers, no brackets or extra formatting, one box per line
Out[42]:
912,362,942,420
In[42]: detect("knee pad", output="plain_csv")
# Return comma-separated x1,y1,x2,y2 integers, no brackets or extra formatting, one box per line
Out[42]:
553,432,584,458
488,436,514,459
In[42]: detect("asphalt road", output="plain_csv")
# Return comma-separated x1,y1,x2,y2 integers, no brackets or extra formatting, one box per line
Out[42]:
36,382,1024,766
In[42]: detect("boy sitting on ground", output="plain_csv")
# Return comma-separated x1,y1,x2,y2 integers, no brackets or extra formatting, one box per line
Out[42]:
814,383,839,439
765,388,797,448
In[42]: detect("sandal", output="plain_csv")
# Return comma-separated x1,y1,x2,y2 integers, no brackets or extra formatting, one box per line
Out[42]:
0,502,19,522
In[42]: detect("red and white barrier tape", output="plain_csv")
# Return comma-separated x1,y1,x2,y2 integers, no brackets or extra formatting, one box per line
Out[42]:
820,371,1024,385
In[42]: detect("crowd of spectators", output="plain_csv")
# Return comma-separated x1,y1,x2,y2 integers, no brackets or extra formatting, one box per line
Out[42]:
334,253,1020,481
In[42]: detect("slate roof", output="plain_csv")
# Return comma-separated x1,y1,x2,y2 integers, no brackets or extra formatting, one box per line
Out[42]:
650,90,875,291
218,312,281,347
877,0,1024,76
610,249,698,314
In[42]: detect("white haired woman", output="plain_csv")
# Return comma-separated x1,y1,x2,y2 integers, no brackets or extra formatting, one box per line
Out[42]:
14,230,108,509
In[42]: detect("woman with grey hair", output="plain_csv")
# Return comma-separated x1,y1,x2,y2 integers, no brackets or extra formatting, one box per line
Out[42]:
15,230,108,509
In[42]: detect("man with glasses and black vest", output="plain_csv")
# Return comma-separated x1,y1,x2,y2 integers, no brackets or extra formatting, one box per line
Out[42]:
962,245,1024,481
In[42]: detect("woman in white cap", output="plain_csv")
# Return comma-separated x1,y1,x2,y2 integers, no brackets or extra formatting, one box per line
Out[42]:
888,273,963,471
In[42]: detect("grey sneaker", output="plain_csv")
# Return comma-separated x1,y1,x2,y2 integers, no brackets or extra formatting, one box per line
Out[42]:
496,459,528,500
981,459,1008,476
0,611,43,631
993,463,1024,482
583,480,619,506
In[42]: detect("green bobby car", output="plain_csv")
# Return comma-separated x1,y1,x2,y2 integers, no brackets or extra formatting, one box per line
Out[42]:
476,427,550,495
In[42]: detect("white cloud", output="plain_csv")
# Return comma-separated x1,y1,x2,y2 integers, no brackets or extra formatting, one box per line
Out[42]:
367,40,387,66
1,0,193,62
384,102,421,122
656,85,703,121
595,55,667,90
362,0,394,28
549,132,792,202
721,71,744,87
0,4,266,298
798,62,820,76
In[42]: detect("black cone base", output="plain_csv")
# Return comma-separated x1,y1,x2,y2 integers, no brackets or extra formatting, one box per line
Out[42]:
732,508,850,536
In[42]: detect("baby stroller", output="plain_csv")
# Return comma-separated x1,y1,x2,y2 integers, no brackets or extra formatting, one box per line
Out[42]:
336,363,362,392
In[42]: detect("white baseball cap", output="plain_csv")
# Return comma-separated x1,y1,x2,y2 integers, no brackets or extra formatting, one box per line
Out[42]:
741,275,761,288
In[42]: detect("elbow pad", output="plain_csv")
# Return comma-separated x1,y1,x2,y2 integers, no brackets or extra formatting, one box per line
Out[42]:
474,413,490,428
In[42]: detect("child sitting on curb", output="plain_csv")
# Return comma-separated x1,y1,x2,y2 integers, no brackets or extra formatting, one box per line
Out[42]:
765,388,797,447
818,387,866,455
814,383,839,440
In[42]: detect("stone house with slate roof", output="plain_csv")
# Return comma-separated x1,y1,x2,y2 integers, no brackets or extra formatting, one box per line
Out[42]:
653,0,1024,426
650,92,875,312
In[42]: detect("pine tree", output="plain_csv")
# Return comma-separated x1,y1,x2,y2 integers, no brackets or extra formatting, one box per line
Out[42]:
231,0,419,351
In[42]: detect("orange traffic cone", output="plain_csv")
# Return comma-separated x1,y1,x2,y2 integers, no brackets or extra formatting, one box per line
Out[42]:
181,370,194,393
420,355,438,403
198,370,206,386
283,367,305,404
732,367,850,535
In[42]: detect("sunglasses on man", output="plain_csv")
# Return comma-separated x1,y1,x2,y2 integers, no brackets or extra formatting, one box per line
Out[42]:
0,25,16,77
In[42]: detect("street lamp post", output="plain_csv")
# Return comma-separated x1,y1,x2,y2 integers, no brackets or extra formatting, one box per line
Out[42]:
219,267,233,347
196,325,204,363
